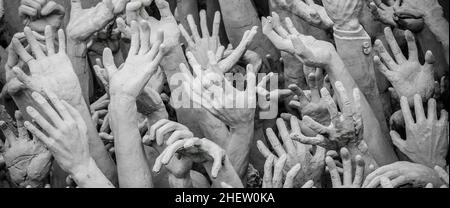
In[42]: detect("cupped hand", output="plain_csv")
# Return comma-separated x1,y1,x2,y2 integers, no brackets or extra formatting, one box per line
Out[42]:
363,161,444,188
299,82,363,150
153,137,226,179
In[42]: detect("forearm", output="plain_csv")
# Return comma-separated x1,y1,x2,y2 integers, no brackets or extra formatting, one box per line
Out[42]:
72,95,118,186
326,54,398,165
72,158,115,188
333,25,390,141
226,121,254,178
110,95,153,188
66,38,93,102
218,0,280,59
204,156,244,188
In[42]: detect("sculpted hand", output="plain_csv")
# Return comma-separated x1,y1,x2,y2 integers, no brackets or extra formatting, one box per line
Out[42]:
19,0,65,33
285,0,334,30
263,155,304,188
179,10,258,73
288,69,330,126
390,95,448,168
369,0,424,31
153,137,226,179
434,166,449,188
258,117,325,187
363,161,444,188
325,148,366,188
180,53,258,128
322,0,363,30
262,13,335,68
11,26,85,107
116,0,179,49
299,82,363,151
0,108,51,188
67,0,115,41
109,21,166,98
374,27,435,106
144,120,194,180
23,91,114,187
369,0,399,27
143,119,194,146
93,47,167,117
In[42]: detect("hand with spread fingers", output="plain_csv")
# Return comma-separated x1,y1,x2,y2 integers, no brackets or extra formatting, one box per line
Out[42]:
373,27,435,106
116,0,180,49
257,117,326,187
22,91,114,188
19,0,65,33
284,0,334,30
180,52,258,128
0,107,51,188
325,148,367,188
108,21,166,98
11,26,85,108
363,161,444,188
179,10,258,73
390,95,448,168
288,69,330,126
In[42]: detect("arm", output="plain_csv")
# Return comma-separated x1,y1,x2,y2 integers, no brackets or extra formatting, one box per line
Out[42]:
226,121,254,178
110,95,153,187
218,0,280,59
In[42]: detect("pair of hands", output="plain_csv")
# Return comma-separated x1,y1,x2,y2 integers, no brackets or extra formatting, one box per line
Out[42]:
270,0,333,30
294,81,364,151
257,116,325,187
67,0,151,41
262,12,336,69
179,10,258,73
117,0,180,50
148,120,226,180
288,68,331,126
19,0,65,33
370,0,442,31
179,46,260,128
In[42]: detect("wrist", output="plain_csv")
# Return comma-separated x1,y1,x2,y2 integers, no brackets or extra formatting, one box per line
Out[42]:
335,19,360,31
71,157,97,183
